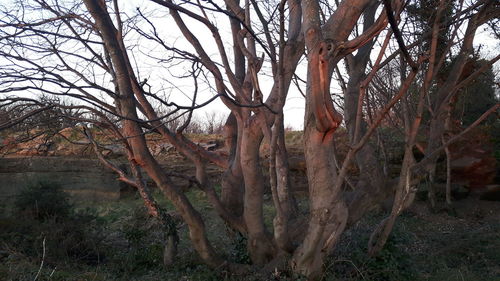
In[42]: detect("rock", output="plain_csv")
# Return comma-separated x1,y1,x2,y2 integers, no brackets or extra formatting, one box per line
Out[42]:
58,127,76,139
450,156,481,169
288,155,306,172
196,139,223,151
101,144,125,157
37,141,55,155
479,185,500,201
151,143,175,155
199,142,218,151
450,154,496,189
448,128,497,189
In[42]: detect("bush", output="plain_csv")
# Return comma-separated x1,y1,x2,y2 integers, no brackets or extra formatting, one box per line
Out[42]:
1,182,105,272
14,182,73,221
228,233,251,264
107,206,165,276
326,213,416,281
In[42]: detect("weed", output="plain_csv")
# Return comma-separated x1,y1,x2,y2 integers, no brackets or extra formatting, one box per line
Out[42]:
228,233,251,264
2,180,499,281
326,213,417,281
106,205,166,277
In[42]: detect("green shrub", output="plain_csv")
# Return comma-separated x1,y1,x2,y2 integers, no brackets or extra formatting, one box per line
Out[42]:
362,235,415,281
326,214,416,281
14,181,73,221
2,182,105,271
228,233,251,264
0,210,104,265
107,206,166,276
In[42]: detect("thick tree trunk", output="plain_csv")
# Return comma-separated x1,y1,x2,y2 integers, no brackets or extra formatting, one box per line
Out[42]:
292,122,348,279
220,12,247,220
291,36,347,280
240,118,276,264
221,113,245,218
291,0,377,278
84,0,223,267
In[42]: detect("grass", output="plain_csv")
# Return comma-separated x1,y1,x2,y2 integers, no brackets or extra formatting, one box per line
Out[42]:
325,209,500,281
1,183,499,281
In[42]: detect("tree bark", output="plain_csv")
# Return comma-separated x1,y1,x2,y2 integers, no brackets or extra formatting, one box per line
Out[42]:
240,118,276,264
83,0,223,267
343,2,389,225
291,0,381,278
221,113,245,218
291,6,348,276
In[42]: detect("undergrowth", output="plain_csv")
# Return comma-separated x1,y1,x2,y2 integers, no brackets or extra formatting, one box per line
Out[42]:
1,182,499,281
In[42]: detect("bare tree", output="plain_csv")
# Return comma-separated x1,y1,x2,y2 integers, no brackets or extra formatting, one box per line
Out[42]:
1,0,498,279
203,111,225,134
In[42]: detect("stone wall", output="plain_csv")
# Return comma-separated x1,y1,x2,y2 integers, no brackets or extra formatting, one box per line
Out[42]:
0,157,123,202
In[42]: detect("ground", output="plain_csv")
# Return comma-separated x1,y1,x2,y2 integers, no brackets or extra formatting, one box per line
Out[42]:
1,185,499,281
0,129,499,280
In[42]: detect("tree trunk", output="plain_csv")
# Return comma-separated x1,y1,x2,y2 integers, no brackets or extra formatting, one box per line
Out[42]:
343,2,388,225
240,118,276,264
84,0,223,267
292,124,348,280
291,0,377,278
221,113,245,218
423,6,485,208
291,38,347,280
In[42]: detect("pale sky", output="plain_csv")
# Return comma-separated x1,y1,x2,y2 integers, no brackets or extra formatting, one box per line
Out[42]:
119,0,308,130
119,0,499,130
1,0,498,131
